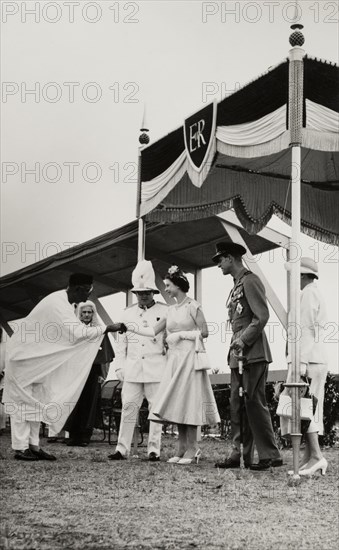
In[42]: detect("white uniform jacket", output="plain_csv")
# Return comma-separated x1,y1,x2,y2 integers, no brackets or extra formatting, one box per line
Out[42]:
115,302,168,383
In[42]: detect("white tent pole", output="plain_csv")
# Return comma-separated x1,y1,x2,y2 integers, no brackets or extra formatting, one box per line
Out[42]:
287,20,306,477
137,148,146,261
136,109,150,262
290,144,302,477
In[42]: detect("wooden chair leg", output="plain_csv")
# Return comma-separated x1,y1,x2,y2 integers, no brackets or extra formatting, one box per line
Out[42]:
101,411,106,442
108,413,112,445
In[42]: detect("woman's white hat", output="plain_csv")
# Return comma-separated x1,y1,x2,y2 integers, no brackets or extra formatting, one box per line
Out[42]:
131,260,160,293
300,257,319,279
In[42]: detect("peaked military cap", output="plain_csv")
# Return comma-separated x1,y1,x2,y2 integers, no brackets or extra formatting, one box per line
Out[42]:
212,242,246,263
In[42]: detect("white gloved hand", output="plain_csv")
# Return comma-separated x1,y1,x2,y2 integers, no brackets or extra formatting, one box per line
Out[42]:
115,368,124,382
166,333,182,346
179,330,200,341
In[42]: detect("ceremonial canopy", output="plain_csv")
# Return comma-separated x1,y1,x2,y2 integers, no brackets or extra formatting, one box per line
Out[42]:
140,57,339,245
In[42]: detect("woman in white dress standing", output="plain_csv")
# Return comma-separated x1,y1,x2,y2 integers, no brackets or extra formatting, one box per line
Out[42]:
130,266,220,464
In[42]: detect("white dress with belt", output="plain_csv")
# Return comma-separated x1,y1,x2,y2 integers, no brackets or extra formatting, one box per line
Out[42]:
150,297,220,427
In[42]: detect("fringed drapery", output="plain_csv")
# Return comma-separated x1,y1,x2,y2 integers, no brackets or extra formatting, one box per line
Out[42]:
139,57,339,245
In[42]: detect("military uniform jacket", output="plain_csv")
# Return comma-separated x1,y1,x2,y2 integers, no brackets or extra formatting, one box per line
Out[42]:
227,268,272,368
114,302,168,383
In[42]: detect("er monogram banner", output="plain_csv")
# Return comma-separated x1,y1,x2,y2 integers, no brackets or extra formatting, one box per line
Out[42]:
184,101,217,173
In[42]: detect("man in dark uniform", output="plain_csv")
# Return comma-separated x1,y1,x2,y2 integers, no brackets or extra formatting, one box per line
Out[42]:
213,242,282,470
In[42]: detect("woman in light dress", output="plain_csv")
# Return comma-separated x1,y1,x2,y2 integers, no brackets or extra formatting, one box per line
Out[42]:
130,266,220,464
281,258,329,477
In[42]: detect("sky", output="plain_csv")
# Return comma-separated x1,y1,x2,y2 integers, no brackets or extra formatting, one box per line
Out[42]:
1,1,338,373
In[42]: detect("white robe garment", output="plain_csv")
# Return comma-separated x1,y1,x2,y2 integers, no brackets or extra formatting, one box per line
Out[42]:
3,290,105,433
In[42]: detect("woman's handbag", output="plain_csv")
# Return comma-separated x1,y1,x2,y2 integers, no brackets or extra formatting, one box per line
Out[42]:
194,335,211,371
276,394,315,420
277,378,317,421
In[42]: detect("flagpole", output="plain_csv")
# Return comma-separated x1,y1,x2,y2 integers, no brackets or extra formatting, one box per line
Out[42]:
287,15,306,478
136,109,149,262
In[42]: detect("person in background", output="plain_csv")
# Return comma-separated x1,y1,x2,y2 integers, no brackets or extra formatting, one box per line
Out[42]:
283,257,329,476
213,242,282,471
0,328,8,435
109,260,168,462
64,301,114,446
2,273,125,461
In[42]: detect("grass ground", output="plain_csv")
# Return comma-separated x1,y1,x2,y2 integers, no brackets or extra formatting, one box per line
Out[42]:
1,431,338,550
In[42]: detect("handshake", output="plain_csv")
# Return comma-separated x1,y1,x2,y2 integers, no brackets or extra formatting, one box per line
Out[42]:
105,323,127,334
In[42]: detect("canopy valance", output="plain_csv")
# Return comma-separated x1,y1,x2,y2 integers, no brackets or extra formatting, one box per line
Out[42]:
140,57,339,244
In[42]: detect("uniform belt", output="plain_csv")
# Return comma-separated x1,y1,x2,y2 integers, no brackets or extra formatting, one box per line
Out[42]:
231,319,251,332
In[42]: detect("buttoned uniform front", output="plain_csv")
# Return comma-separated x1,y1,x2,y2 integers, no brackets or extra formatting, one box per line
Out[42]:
227,268,281,465
114,301,168,457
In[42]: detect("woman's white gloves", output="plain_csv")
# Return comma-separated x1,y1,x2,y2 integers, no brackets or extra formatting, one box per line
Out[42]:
166,330,201,346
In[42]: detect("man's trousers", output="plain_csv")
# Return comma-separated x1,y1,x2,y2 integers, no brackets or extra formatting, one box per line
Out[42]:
229,362,281,464
11,418,40,451
116,381,162,457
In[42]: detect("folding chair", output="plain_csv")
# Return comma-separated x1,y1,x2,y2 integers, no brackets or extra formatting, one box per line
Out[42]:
100,380,122,445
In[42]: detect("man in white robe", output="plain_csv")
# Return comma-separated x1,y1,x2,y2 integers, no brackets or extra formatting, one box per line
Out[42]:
3,273,125,461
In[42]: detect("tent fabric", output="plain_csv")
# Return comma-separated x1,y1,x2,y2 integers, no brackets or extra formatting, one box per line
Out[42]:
139,57,339,245
0,218,280,323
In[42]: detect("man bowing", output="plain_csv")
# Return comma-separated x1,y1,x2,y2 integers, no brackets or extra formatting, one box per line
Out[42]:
3,273,125,461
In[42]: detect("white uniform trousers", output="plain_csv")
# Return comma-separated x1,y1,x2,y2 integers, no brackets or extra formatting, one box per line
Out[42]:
10,418,40,450
307,363,328,435
116,381,162,457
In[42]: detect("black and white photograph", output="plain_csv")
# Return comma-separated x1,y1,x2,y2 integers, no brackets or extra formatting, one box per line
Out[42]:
1,1,338,548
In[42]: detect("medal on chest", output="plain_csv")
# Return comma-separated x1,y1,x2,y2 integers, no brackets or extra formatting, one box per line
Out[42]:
236,302,243,314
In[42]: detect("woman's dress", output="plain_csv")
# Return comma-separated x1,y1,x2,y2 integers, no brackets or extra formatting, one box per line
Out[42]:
150,297,220,426
64,334,114,443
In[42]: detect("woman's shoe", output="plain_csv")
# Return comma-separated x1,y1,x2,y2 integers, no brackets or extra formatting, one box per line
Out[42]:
177,449,202,465
287,463,308,475
299,457,328,477
167,456,182,463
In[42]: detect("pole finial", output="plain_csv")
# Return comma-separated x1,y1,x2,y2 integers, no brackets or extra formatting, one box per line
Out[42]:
289,1,304,47
139,104,150,145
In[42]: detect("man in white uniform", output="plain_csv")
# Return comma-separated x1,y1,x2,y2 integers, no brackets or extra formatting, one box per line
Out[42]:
3,273,125,461
109,260,168,462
